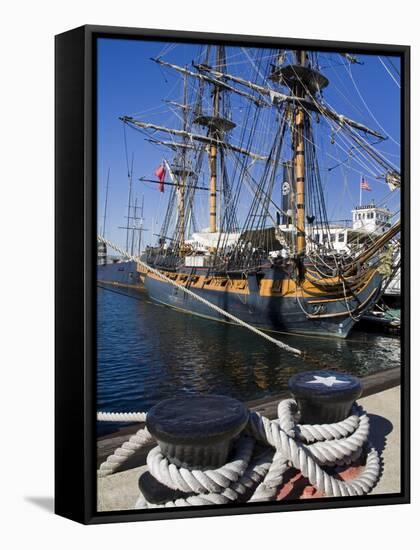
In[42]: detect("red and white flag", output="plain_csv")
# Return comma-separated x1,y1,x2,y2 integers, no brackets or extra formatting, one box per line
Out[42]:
155,164,166,193
360,176,371,191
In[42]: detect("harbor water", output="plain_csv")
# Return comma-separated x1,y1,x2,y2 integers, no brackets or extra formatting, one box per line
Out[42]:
97,285,400,431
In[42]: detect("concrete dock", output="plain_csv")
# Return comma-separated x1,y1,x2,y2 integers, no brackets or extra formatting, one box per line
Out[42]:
97,369,401,511
360,385,400,495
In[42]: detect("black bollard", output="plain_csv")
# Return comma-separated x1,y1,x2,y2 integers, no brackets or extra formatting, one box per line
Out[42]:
146,394,249,469
288,370,362,424
139,395,249,504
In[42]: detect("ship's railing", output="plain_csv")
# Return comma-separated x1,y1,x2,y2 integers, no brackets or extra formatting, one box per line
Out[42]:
144,249,183,271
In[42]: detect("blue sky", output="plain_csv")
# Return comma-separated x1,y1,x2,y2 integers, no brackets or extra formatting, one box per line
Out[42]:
97,38,401,251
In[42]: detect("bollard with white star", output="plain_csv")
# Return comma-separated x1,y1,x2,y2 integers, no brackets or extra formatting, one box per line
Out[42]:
288,370,362,424
307,375,349,387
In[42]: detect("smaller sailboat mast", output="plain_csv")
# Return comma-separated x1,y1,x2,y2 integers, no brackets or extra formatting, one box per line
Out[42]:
137,195,145,257
125,154,134,252
101,167,110,238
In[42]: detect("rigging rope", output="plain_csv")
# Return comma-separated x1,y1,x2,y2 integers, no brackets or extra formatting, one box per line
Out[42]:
346,62,400,147
285,61,398,176
378,56,401,89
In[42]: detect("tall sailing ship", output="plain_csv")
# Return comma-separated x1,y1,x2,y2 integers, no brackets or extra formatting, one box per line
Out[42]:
119,46,400,338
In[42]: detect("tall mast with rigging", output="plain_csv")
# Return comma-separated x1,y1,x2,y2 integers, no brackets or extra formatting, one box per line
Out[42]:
294,50,307,255
209,79,219,233
170,71,195,250
192,46,235,235
178,72,188,244
270,50,330,256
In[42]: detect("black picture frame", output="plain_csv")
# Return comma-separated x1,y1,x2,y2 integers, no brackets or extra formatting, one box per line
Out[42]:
55,24,410,525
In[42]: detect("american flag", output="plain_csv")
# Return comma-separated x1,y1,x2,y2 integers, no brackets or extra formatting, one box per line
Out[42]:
360,176,371,191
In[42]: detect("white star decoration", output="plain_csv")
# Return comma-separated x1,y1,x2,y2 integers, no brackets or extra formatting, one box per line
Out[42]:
307,375,349,388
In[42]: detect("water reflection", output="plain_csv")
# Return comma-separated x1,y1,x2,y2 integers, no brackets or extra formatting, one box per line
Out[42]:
97,286,400,414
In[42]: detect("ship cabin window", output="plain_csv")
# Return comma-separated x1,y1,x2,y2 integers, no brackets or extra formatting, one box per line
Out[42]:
323,233,328,243
338,233,345,242
314,233,320,242
358,213,361,220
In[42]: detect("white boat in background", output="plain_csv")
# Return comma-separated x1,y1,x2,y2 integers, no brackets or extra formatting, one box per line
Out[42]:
301,202,400,307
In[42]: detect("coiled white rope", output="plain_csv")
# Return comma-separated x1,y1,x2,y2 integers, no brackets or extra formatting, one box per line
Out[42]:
97,235,302,356
97,411,147,422
147,436,256,494
137,445,275,508
98,425,154,477
97,398,381,506
246,401,379,499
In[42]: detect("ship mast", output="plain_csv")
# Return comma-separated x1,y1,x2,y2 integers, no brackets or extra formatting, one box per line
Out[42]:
294,50,307,255
101,167,110,238
209,72,220,233
137,195,145,257
269,50,330,256
170,71,195,250
179,72,188,244
190,46,235,235
124,154,134,252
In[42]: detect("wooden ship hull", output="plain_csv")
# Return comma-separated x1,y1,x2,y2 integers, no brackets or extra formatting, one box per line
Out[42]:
140,264,382,338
